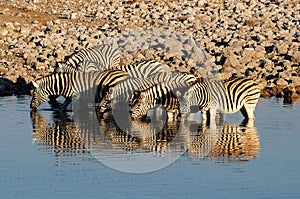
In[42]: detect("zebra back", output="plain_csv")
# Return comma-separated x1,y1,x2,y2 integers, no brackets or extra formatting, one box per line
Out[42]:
117,60,173,78
55,44,120,73
218,77,260,113
97,77,159,113
111,77,158,101
148,70,197,84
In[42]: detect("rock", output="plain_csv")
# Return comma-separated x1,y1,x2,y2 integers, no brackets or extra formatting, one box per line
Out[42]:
265,45,275,54
5,22,15,30
283,86,299,104
276,78,289,86
0,76,30,96
20,26,31,35
0,29,8,36
224,55,239,67
291,76,300,86
257,78,267,90
291,51,300,62
70,12,78,19
260,87,275,98
101,23,110,30
26,55,37,66
276,42,289,54
0,65,8,73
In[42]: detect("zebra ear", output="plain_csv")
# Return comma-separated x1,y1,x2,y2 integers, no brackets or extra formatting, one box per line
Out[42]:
55,62,65,73
56,62,64,68
31,81,39,88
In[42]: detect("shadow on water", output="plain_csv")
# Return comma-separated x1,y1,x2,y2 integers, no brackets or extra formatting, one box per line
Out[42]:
30,108,260,164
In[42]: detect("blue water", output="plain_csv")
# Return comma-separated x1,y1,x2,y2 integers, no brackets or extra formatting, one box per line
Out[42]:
0,95,300,199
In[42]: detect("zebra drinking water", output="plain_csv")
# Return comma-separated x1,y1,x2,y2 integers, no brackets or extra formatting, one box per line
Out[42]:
95,60,184,112
129,81,191,121
30,69,130,111
128,72,198,120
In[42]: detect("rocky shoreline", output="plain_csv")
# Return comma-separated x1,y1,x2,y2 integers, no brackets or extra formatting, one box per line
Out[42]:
0,0,299,102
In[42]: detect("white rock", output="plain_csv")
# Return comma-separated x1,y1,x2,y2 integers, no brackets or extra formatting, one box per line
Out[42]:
70,12,78,19
0,29,8,36
276,78,288,86
20,26,31,35
5,22,15,30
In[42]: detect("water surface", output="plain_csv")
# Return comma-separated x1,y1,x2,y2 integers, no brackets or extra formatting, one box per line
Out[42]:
1,96,300,198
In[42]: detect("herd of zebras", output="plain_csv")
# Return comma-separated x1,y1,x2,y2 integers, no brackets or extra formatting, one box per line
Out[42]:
30,44,261,123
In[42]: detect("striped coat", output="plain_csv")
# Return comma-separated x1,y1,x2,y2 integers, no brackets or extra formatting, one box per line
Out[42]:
180,77,261,120
30,69,129,110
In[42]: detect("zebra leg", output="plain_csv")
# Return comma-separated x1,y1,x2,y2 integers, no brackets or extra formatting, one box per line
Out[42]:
167,111,174,121
241,102,257,119
209,106,217,121
240,118,255,128
208,106,217,127
201,110,207,121
201,110,211,126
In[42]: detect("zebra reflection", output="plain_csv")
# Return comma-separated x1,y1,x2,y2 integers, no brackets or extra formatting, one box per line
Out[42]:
187,119,260,162
30,111,87,155
31,110,259,162
30,110,184,155
97,111,185,153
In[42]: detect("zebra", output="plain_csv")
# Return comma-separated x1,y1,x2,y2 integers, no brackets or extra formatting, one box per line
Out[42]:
96,60,170,112
30,69,130,111
180,77,261,121
146,69,197,84
129,81,191,121
97,60,190,112
118,60,173,78
55,44,120,73
128,71,198,120
98,77,159,112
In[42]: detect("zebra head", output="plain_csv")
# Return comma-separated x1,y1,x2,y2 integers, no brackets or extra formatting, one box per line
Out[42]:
30,80,48,111
129,90,152,120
